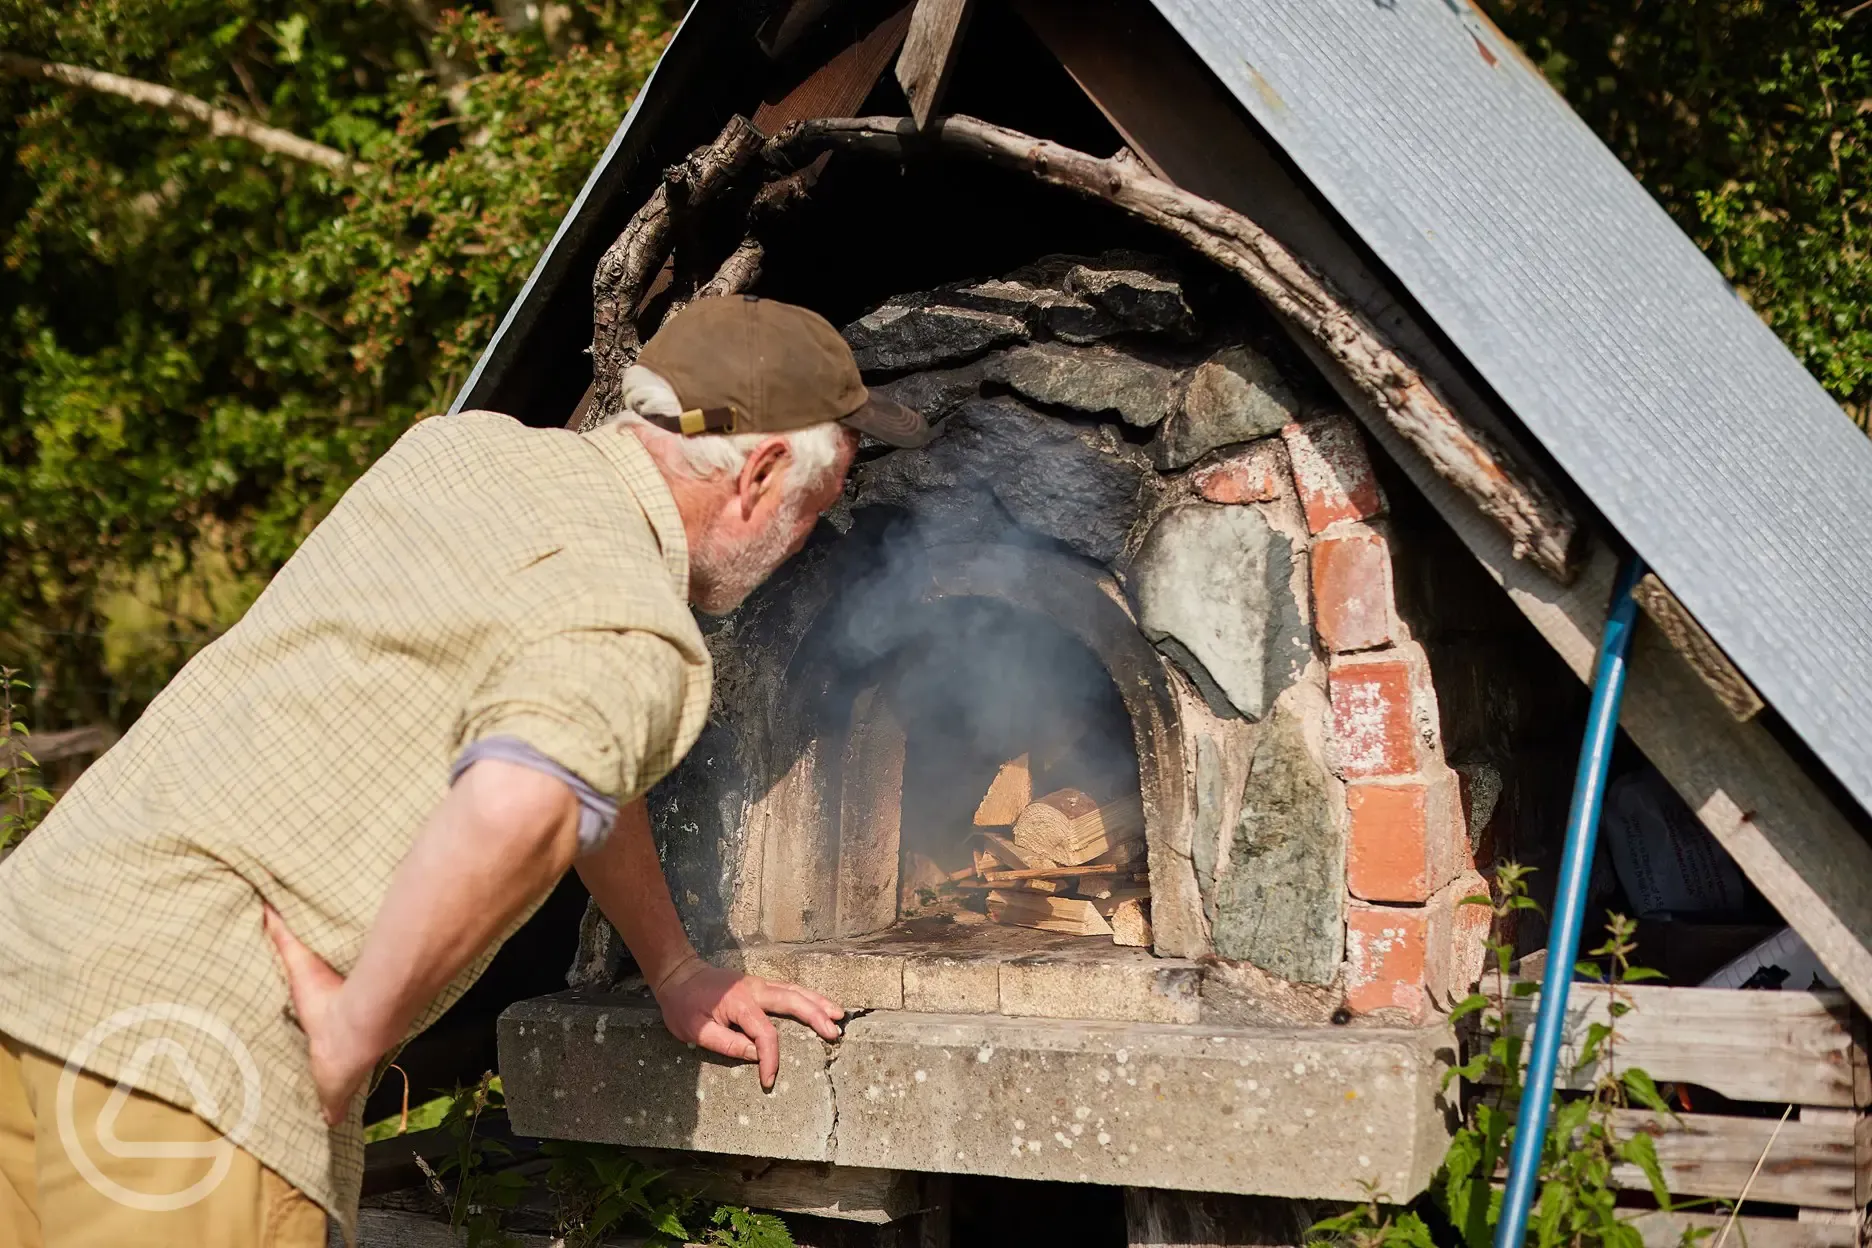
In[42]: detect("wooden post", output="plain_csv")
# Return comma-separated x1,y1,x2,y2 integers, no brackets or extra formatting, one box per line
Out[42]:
895,0,974,128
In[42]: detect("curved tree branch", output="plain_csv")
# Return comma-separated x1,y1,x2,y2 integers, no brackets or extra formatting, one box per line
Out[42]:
768,114,1583,581
0,52,365,177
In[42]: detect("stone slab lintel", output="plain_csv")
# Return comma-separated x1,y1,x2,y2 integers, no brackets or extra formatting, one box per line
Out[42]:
498,994,1455,1203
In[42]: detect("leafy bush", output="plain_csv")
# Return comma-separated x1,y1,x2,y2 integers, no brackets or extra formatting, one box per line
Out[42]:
0,0,672,723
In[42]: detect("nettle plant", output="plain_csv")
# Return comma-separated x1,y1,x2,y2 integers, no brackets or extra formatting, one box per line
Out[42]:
1311,865,1704,1248
0,667,52,853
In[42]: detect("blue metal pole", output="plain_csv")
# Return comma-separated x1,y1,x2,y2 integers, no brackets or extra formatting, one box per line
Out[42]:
1492,555,1647,1248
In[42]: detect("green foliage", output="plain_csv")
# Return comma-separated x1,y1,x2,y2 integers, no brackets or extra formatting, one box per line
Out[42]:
1311,867,1712,1248
1481,0,1872,429
410,1076,795,1248
0,0,673,724
0,667,52,851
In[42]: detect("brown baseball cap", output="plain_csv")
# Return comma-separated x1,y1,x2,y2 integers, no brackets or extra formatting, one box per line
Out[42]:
635,295,933,448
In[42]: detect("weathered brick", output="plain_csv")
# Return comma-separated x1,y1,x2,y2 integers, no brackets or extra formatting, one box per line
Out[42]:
1329,653,1419,778
1189,439,1288,504
1282,416,1384,533
1345,903,1431,1022
1312,528,1396,653
1436,870,1494,1008
1346,772,1467,904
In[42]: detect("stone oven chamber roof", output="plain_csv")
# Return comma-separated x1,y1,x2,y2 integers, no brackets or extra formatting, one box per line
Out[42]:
450,5,1872,850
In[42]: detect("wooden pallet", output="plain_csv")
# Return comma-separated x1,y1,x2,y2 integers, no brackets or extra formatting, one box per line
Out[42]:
1482,980,1869,1246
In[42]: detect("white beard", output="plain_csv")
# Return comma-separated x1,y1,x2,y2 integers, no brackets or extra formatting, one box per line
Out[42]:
689,500,805,616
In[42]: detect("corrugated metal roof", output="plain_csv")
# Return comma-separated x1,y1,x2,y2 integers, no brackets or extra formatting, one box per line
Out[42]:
1150,0,1872,813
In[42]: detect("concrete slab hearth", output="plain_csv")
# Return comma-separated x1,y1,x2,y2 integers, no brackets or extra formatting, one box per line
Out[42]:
499,993,1455,1203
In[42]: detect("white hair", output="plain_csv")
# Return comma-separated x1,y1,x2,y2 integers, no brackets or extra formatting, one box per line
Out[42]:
600,364,848,496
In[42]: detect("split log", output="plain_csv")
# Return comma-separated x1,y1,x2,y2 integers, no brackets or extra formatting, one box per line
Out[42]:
587,115,765,429
1016,878,1065,894
985,890,1113,936
1013,788,1144,866
766,114,1582,582
1108,897,1152,948
972,753,1033,825
977,830,1054,871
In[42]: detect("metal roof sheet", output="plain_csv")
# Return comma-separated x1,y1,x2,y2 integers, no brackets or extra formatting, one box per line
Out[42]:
1150,0,1872,814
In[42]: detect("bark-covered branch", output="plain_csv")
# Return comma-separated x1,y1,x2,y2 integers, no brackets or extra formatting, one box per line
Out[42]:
768,114,1584,581
0,52,366,177
586,114,766,427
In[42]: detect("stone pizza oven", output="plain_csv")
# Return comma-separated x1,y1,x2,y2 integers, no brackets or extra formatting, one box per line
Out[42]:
567,250,1522,1031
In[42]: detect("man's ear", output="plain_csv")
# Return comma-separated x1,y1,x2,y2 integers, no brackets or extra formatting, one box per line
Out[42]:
736,438,792,521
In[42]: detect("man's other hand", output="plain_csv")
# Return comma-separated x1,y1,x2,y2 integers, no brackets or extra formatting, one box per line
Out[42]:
652,956,844,1089
264,906,375,1126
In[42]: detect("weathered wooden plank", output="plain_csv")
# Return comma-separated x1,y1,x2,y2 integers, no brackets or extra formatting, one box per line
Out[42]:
1623,1210,1855,1248
1607,1109,1858,1211
1632,573,1764,722
1488,982,1859,1108
894,0,973,129
753,2,914,133
621,1149,919,1224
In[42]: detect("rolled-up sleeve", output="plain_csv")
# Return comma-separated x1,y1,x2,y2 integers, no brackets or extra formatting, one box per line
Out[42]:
453,628,692,805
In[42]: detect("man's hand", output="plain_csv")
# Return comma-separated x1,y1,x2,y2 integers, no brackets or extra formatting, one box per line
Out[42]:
264,906,376,1126
652,954,844,1090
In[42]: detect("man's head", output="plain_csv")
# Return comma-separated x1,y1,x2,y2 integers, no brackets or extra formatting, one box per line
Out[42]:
598,296,930,615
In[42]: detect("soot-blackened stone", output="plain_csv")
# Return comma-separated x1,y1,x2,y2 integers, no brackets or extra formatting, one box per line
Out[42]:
985,342,1182,428
1150,345,1297,469
1210,704,1345,985
1128,503,1308,720
1063,255,1200,340
850,398,1147,564
844,297,1028,374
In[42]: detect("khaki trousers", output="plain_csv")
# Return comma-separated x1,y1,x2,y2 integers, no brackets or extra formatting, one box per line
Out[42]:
0,1032,328,1247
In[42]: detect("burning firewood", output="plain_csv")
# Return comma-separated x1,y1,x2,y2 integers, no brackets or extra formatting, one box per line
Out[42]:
972,753,1033,826
1105,897,1152,947
976,831,1054,871
984,890,1113,937
1012,788,1144,866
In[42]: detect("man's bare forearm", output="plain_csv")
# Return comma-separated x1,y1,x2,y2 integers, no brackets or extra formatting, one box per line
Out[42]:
338,760,581,1055
574,797,699,988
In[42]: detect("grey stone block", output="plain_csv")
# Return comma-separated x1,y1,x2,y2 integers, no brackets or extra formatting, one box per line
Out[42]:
902,955,1000,1014
500,994,835,1161
1151,347,1297,469
985,342,1181,428
1129,504,1307,720
1210,705,1347,985
997,956,1201,1025
726,945,906,1011
831,1011,1452,1202
845,299,1028,374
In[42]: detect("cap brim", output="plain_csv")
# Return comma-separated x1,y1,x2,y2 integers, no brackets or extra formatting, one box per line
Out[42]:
842,392,935,448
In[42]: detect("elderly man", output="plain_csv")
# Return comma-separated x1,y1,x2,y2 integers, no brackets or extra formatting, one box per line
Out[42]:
0,296,929,1246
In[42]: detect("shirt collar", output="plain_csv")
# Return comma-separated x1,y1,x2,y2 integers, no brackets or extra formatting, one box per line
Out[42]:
583,425,691,601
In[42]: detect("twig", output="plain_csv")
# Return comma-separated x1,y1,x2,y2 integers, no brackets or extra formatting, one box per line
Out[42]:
768,114,1583,582
0,52,366,176
1712,1104,1793,1248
